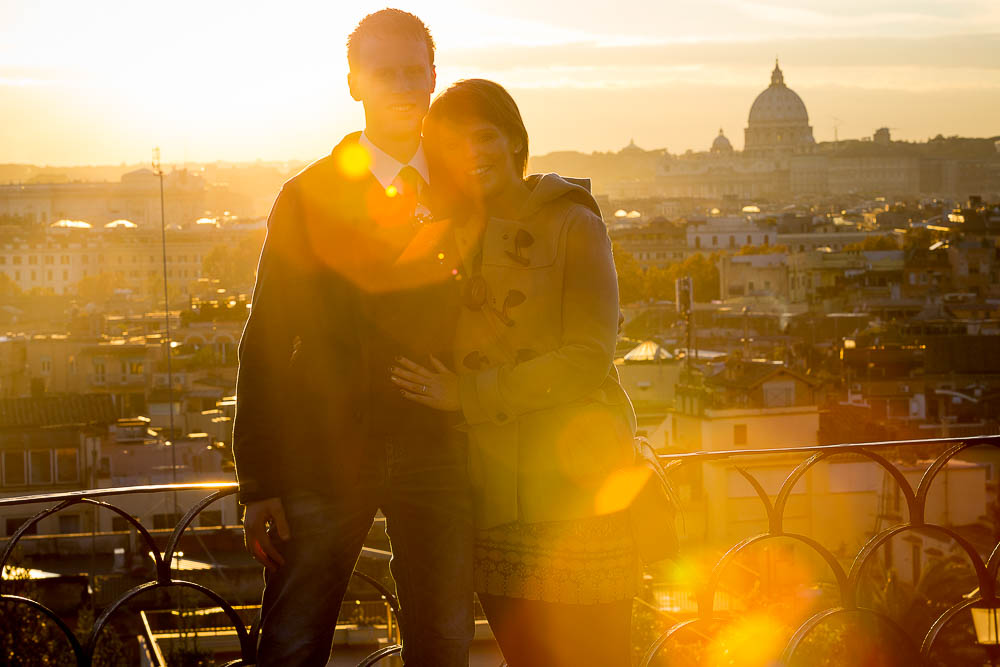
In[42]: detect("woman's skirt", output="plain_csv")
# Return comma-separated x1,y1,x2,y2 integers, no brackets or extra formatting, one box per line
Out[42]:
474,511,640,604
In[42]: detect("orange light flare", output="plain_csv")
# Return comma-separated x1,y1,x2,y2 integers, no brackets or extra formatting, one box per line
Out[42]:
695,540,836,666
296,170,458,295
336,143,371,180
705,612,786,667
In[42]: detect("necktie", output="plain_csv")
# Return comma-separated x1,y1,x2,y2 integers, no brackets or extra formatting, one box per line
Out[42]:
394,165,426,200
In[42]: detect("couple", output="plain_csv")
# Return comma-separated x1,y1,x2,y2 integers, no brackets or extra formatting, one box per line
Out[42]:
233,8,642,666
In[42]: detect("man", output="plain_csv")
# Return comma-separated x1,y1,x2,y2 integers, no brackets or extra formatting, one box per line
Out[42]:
233,9,473,665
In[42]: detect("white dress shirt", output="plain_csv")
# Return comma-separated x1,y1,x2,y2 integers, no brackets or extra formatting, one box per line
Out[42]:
359,131,430,189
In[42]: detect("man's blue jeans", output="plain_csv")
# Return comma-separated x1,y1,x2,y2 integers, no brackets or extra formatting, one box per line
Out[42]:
255,439,474,666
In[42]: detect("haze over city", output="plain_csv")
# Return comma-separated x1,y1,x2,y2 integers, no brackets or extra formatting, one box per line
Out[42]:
2,0,999,165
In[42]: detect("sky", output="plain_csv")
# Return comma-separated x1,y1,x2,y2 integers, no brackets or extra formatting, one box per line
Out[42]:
1,0,998,165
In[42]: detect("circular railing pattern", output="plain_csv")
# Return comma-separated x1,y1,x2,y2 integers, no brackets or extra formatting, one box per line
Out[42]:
642,434,1000,666
0,483,402,666
2,435,999,666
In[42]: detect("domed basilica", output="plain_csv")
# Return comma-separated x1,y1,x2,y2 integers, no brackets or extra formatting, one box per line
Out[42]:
744,60,815,157
657,61,820,198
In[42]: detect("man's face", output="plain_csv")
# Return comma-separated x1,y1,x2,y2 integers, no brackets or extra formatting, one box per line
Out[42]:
348,36,435,140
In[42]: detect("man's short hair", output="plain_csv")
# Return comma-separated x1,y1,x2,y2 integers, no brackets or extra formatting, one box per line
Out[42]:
347,9,435,71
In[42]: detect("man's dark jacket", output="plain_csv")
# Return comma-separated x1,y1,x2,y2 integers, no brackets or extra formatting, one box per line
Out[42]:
233,133,462,504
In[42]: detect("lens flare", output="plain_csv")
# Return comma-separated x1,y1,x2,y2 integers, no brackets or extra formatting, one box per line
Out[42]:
336,142,371,180
706,613,785,666
595,464,651,514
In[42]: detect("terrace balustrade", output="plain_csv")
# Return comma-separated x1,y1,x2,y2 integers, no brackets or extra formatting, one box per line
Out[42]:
1,434,998,666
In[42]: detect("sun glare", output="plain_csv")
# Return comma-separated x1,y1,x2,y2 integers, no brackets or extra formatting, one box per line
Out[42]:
595,464,651,515
338,143,372,180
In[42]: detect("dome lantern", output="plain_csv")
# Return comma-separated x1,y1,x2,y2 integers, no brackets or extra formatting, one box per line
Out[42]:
771,59,784,86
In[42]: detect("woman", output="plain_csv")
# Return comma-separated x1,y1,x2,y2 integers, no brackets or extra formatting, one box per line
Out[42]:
390,79,639,666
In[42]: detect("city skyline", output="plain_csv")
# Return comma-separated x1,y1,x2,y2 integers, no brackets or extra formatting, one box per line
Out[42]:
1,0,999,165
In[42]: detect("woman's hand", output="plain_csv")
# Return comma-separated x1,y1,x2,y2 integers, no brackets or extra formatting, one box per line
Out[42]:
391,356,461,412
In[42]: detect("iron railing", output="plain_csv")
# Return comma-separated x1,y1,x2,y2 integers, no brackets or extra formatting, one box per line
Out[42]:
644,434,1000,666
0,483,400,666
1,435,999,666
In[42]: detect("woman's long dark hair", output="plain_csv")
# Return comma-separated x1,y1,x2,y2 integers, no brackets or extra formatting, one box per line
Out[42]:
423,79,529,219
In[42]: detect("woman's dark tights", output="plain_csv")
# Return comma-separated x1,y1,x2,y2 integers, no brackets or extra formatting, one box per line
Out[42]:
478,593,633,667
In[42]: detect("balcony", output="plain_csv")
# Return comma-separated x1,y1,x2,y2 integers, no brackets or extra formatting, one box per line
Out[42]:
87,372,148,388
1,435,999,665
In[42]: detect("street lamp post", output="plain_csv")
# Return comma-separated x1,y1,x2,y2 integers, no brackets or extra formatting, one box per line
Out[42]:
971,603,1000,667
152,148,178,519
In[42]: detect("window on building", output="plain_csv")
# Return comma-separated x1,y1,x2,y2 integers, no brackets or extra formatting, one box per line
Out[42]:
29,450,52,484
44,256,53,265
81,255,88,264
199,510,223,527
3,451,26,485
5,518,36,537
129,361,144,375
0,257,5,265
56,449,79,483
61,255,69,265
153,513,183,530
13,256,21,265
763,380,795,408
93,359,106,383
734,424,748,446
30,271,36,281
47,270,53,281
29,256,37,265
712,236,718,247
111,515,140,531
58,514,81,534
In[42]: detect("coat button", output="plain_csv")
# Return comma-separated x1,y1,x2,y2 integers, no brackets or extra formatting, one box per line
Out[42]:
496,412,508,422
353,410,363,422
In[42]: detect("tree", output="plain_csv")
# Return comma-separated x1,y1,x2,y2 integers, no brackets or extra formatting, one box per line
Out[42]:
613,242,646,306
679,253,721,302
737,244,790,256
644,266,676,301
0,271,21,299
0,565,75,665
844,236,899,252
75,272,117,303
201,230,266,290
903,228,936,252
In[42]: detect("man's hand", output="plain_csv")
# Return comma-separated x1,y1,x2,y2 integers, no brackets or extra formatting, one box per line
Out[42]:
242,497,291,571
391,356,461,412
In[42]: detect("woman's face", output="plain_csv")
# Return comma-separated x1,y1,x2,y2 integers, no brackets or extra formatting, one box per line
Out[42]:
429,117,521,205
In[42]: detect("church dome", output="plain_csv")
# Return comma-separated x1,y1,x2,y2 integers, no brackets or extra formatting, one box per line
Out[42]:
711,129,733,153
744,60,814,157
748,61,809,125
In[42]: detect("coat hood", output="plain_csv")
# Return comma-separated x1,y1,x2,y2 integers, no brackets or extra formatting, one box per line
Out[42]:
519,173,602,220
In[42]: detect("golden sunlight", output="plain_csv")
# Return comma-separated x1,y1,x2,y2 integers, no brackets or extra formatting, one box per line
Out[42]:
337,143,372,180
595,464,651,515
